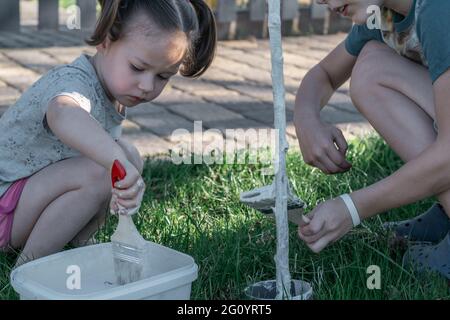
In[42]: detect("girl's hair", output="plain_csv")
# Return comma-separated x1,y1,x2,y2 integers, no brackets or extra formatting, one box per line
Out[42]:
86,0,217,78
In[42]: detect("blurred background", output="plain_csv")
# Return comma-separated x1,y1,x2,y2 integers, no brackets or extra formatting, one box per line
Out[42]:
0,0,367,158
5,0,352,39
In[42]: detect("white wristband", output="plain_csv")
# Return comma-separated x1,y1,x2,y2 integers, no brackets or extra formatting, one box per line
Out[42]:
339,194,361,227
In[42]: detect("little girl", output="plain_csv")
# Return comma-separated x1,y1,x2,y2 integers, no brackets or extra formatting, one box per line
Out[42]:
0,0,216,266
295,0,450,280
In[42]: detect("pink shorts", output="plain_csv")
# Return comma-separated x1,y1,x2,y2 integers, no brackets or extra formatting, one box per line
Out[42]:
0,178,28,249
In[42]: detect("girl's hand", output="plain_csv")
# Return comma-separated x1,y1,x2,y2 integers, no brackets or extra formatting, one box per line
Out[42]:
297,198,353,253
110,159,146,215
296,117,352,174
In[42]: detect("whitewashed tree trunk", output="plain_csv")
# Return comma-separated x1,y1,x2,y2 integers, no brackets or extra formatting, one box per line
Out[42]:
267,0,291,300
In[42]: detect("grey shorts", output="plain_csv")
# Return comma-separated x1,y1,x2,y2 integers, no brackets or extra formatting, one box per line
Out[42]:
434,120,439,133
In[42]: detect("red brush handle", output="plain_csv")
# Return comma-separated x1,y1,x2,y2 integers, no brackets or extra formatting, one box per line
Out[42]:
111,160,126,187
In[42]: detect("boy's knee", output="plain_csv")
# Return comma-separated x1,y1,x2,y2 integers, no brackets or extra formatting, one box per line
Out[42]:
350,67,373,104
352,41,394,75
359,40,389,57
350,42,387,101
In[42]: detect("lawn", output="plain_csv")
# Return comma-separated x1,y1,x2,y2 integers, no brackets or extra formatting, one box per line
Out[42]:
1,135,449,300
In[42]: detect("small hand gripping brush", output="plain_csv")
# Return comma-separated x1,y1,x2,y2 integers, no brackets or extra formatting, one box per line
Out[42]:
110,160,147,285
240,182,310,226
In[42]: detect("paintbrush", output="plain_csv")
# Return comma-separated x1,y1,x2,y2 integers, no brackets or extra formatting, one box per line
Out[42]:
240,182,310,226
110,160,147,285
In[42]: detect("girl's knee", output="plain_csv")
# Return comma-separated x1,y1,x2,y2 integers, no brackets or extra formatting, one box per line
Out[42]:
128,146,144,175
117,139,144,174
80,158,111,200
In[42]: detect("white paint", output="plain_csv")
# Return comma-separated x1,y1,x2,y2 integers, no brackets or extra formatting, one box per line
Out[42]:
267,0,291,300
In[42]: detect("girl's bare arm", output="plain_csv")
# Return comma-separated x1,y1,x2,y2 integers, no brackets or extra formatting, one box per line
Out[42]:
46,95,129,171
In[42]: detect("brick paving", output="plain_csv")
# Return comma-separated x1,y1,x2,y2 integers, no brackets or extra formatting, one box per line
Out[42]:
0,28,373,158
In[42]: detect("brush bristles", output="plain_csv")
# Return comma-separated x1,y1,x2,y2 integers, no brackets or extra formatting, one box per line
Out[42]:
112,243,144,262
114,259,143,285
112,242,146,285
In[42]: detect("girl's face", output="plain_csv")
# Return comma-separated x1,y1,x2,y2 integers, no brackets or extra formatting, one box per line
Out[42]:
96,19,188,107
316,0,383,25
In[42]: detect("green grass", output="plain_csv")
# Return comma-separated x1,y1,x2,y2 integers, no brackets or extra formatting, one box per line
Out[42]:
1,135,449,299
59,0,76,9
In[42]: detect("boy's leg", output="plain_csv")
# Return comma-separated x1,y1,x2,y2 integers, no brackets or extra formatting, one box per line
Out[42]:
350,41,450,239
350,41,437,161
10,156,112,266
350,40,450,278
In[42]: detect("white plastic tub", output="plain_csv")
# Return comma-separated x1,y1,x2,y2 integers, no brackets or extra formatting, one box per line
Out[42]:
10,241,198,300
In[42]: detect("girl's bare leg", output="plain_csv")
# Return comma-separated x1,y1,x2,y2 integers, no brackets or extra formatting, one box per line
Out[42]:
68,197,110,247
9,138,145,266
349,41,450,219
68,139,144,247
10,157,112,266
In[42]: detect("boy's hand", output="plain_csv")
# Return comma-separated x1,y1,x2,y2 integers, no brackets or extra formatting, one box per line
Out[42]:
110,159,145,215
297,198,353,253
295,117,352,174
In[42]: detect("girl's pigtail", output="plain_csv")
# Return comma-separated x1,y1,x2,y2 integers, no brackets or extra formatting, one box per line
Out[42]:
86,0,122,46
181,0,217,78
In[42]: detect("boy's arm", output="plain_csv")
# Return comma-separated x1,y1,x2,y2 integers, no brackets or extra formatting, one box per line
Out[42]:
298,70,450,253
46,95,129,171
294,41,357,174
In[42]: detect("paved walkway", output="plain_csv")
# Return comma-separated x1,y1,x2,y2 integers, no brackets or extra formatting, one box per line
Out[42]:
0,28,373,157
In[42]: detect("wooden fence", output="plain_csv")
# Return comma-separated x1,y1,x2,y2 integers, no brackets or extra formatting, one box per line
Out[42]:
0,0,352,39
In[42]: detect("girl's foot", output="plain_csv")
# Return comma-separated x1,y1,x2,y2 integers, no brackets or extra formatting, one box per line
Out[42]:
402,232,450,280
383,203,450,243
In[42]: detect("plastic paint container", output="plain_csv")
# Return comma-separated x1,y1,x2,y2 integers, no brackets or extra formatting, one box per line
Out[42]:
10,241,198,300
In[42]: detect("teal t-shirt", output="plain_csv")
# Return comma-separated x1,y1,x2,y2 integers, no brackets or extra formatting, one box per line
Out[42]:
345,0,450,83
